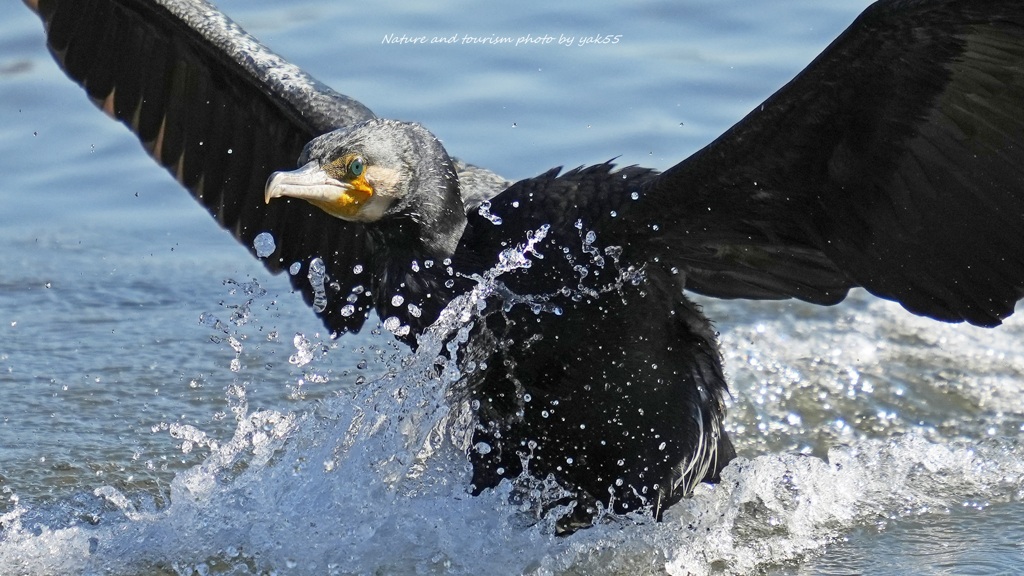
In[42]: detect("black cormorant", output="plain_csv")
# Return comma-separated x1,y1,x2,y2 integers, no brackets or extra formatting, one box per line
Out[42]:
25,0,1024,533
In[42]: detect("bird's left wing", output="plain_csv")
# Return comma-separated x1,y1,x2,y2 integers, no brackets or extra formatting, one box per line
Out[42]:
632,0,1024,327
28,0,379,334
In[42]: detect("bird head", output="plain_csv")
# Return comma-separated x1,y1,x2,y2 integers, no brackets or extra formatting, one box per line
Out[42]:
265,118,460,225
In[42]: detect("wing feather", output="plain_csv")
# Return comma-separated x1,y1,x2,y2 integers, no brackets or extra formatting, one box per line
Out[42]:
32,0,380,334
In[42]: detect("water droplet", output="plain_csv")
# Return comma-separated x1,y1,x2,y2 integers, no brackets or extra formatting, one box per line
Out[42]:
391,295,405,307
289,262,301,275
253,232,276,258
307,258,327,312
477,200,503,225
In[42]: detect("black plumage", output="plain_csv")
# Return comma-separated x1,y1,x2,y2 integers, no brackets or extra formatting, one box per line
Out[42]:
26,0,1024,533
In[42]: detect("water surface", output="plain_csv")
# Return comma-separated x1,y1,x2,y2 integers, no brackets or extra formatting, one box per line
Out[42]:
2,0,1023,574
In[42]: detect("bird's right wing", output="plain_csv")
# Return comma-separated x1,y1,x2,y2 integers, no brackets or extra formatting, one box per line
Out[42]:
28,0,379,334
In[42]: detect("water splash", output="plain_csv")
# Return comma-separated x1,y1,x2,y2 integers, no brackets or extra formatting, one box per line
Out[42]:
4,421,1023,575
2,239,1024,575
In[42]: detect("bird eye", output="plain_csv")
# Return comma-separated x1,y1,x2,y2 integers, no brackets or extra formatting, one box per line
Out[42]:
348,157,365,177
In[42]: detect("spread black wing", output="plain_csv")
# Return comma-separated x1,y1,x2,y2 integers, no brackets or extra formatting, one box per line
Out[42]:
461,0,1024,327
633,0,1024,326
30,0,378,334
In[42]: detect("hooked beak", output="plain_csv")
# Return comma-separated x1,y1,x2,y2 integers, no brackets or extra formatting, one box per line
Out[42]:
265,160,373,220
266,160,344,205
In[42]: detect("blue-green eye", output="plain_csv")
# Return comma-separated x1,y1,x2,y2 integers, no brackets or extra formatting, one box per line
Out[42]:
348,157,364,177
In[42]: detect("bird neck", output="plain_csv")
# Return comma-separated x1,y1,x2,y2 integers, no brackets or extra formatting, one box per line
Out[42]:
363,190,468,336
367,210,464,268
